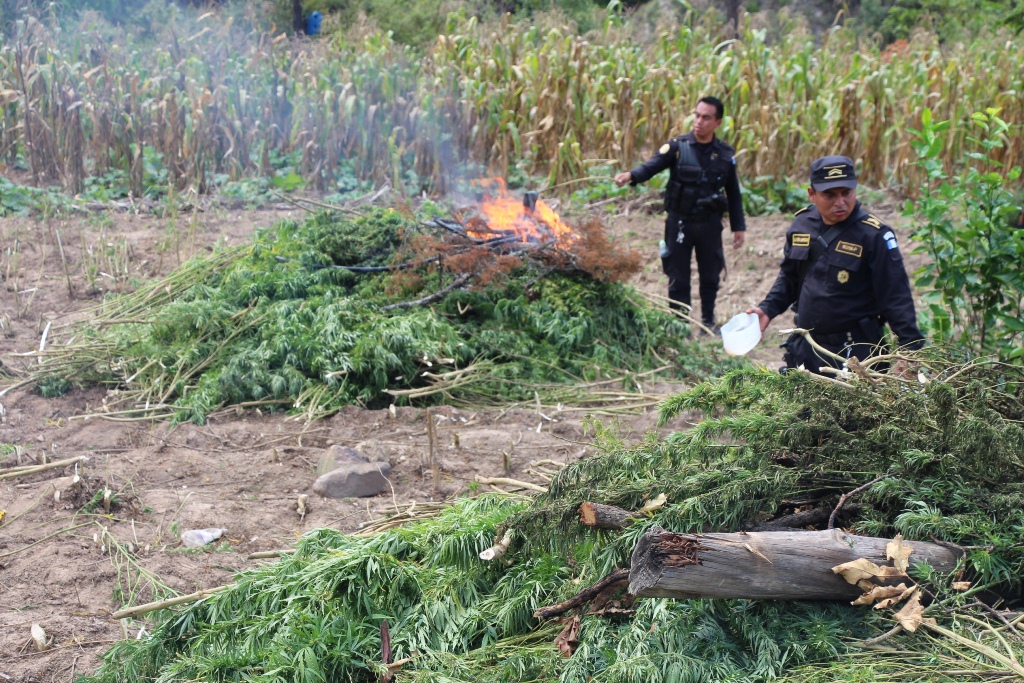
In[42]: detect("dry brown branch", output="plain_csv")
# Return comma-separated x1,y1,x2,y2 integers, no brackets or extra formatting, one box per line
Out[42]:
853,624,904,648
846,356,880,385
533,568,630,620
382,273,473,312
829,473,898,529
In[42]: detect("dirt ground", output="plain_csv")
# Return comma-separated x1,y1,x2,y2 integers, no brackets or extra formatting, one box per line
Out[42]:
0,195,918,680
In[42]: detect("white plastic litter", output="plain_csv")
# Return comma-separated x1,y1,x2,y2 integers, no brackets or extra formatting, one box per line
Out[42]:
180,528,228,548
721,312,761,356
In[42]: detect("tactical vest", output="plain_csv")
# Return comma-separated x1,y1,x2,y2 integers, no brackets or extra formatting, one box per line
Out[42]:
664,137,733,217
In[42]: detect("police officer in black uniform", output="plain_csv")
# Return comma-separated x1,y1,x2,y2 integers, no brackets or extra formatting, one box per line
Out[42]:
746,155,925,374
614,96,746,330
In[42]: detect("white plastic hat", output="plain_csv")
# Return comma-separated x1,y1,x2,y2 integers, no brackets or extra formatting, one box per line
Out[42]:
721,312,761,356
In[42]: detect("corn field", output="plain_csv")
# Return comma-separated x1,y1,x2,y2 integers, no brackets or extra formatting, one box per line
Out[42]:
1,9,1022,197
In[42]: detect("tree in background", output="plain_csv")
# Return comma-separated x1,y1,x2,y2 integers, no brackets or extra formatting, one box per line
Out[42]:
858,0,1024,42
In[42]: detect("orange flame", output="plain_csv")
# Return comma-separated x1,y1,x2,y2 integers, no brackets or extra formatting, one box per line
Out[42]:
468,178,577,248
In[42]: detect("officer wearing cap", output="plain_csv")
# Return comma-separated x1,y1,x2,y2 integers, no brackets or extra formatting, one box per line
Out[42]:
746,155,925,373
614,96,746,330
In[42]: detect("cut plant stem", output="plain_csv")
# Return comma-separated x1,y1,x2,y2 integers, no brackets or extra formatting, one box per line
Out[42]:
475,476,547,493
110,585,230,620
0,455,87,481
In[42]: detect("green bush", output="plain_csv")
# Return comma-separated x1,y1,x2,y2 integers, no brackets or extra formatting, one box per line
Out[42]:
907,108,1024,361
857,0,1023,42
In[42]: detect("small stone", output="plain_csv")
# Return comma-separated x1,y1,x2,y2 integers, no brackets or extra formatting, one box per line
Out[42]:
312,462,391,498
317,445,368,476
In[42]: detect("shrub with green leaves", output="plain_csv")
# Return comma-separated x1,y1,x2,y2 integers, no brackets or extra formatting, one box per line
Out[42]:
907,108,1024,361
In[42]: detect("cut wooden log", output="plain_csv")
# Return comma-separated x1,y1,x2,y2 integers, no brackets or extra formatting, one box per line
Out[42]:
579,502,636,530
629,526,961,601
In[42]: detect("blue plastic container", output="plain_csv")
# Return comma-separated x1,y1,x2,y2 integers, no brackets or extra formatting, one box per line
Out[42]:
306,11,323,35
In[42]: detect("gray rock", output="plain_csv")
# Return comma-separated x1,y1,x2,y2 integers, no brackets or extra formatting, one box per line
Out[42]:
312,461,391,498
317,445,368,475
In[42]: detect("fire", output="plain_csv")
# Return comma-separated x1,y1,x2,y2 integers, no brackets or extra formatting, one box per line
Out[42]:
467,178,578,248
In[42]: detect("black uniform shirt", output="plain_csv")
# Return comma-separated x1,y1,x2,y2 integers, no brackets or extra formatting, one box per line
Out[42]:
628,133,746,232
758,202,925,349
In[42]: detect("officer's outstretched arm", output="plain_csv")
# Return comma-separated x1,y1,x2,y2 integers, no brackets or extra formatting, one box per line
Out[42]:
623,142,676,186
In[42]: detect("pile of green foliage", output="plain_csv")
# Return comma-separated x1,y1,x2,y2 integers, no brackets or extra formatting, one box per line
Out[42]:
28,207,736,421
83,357,1024,682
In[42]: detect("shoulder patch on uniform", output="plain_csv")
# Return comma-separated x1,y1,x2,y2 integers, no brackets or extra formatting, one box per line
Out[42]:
882,230,899,250
835,241,863,258
659,143,671,155
791,233,811,247
862,214,884,230
794,206,811,216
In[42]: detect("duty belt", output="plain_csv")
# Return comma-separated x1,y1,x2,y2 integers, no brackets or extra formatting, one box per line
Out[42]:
809,317,884,347
810,329,858,347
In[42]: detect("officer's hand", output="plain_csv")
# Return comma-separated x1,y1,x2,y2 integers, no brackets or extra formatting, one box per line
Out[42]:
733,231,745,249
745,306,771,334
613,171,632,187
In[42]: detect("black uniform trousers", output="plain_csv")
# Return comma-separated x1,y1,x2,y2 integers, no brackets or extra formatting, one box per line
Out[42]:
782,316,888,375
662,213,725,325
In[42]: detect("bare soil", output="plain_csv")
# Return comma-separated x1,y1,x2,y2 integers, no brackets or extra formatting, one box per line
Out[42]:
0,196,918,681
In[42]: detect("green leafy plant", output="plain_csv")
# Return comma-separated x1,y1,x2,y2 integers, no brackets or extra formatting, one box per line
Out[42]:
269,171,305,192
0,175,70,216
906,108,1024,360
741,175,808,216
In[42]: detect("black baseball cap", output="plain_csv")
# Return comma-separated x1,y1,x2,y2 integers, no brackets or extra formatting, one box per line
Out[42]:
810,155,857,191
